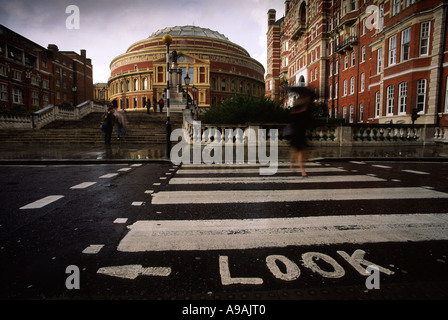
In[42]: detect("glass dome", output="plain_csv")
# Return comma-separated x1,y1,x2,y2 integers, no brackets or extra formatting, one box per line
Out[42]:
150,26,229,41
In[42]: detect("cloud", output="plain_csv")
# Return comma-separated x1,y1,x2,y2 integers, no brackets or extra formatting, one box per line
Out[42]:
1,0,286,82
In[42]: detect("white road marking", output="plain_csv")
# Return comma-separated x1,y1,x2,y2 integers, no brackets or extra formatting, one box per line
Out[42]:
20,195,64,210
350,161,366,164
114,218,128,224
372,165,392,169
131,164,142,167
99,173,119,178
181,162,320,168
169,175,385,185
70,182,97,189
82,244,104,254
131,201,145,206
117,213,448,252
151,187,448,205
97,265,171,279
402,169,430,175
118,168,132,172
176,167,345,174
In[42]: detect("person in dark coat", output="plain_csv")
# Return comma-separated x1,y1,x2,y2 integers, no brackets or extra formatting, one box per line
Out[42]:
287,86,315,177
103,106,115,145
159,98,164,113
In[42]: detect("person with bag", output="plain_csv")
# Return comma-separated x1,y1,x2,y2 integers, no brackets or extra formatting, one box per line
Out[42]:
159,98,164,113
286,86,316,178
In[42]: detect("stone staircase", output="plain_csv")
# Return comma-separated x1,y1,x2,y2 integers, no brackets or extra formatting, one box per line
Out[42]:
0,110,184,144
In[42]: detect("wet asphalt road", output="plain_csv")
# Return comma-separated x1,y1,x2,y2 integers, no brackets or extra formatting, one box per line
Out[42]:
0,160,447,310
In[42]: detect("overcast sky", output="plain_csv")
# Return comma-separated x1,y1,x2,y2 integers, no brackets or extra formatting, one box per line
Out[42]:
0,0,285,83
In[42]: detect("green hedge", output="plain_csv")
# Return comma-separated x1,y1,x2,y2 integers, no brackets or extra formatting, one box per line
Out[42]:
202,95,290,125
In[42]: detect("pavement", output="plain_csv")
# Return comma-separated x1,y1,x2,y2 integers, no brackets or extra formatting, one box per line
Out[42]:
0,141,447,163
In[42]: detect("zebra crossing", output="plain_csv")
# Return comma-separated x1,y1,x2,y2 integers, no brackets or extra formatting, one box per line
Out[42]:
118,161,448,253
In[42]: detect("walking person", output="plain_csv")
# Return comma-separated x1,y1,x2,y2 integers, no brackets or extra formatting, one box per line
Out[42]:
146,98,151,114
159,98,164,113
114,109,127,140
286,86,315,178
103,106,115,145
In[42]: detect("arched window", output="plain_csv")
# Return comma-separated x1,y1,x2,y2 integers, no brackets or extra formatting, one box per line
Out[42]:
143,78,148,90
134,79,138,91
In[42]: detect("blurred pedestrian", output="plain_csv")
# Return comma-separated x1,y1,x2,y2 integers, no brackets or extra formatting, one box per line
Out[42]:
114,109,127,140
159,98,164,113
286,86,315,177
146,99,151,114
103,106,115,145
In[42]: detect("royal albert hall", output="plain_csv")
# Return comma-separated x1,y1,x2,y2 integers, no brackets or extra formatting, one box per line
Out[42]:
108,26,265,111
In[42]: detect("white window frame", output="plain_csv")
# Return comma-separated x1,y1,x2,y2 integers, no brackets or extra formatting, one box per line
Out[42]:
375,91,381,118
0,83,7,101
416,79,427,112
389,35,397,65
392,0,401,16
401,28,411,61
420,22,430,56
349,105,354,123
12,87,23,104
445,76,448,113
398,82,408,114
387,85,394,115
360,73,365,92
359,103,364,122
377,48,383,74
350,77,355,95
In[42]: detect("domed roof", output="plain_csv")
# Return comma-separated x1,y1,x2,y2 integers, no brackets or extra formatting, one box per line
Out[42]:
150,25,229,41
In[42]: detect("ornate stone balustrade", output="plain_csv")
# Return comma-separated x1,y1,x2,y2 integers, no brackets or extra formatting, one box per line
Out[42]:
435,127,448,144
183,111,442,146
0,101,106,129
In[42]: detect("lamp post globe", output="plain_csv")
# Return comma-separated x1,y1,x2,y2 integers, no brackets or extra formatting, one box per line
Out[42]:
162,34,173,45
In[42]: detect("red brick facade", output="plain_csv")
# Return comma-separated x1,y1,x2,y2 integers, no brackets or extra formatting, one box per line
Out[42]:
266,0,448,125
0,25,93,113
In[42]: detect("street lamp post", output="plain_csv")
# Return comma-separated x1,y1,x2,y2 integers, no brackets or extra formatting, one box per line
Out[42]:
184,73,190,109
72,86,77,106
162,34,173,158
192,85,197,120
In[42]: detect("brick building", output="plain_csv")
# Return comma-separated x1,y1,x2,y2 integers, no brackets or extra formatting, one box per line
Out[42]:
266,0,448,126
0,24,93,113
108,25,265,111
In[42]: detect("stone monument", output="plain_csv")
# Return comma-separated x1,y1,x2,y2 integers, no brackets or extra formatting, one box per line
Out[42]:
168,50,187,112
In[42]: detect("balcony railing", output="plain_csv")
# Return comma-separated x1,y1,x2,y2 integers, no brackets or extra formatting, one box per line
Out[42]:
335,36,358,53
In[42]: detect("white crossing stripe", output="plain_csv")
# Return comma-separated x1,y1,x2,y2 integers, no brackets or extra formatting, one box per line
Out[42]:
20,195,64,210
402,169,430,175
82,244,104,254
99,173,119,178
176,167,345,174
181,162,320,168
117,213,448,252
97,265,171,279
372,165,392,169
151,187,448,205
169,175,385,185
70,182,97,189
